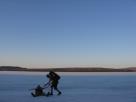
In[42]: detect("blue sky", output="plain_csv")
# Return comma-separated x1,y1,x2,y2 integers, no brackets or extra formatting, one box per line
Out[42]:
0,0,136,68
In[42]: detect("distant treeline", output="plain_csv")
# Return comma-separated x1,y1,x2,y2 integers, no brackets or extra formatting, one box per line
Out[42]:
0,66,136,72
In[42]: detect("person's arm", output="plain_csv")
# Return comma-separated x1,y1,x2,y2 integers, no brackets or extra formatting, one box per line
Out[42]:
44,80,51,87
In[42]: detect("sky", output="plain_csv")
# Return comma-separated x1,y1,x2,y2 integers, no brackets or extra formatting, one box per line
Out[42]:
0,0,136,68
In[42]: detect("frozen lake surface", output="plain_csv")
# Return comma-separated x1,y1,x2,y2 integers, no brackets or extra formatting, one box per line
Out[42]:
0,72,136,102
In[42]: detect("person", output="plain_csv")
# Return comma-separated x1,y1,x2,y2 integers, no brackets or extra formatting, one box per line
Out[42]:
31,85,45,97
46,71,62,95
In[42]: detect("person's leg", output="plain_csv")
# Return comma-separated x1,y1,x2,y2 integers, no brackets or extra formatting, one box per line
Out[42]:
50,85,53,95
55,88,61,95
54,83,61,95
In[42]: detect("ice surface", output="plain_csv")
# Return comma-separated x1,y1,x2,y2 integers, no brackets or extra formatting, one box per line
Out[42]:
0,72,136,102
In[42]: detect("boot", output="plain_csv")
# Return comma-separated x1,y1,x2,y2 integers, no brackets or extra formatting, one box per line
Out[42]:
57,91,62,95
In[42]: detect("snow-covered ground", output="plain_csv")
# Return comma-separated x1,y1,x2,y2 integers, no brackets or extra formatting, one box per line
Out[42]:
0,72,136,102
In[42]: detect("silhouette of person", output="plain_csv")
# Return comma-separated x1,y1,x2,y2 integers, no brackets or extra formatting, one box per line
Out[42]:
46,71,62,95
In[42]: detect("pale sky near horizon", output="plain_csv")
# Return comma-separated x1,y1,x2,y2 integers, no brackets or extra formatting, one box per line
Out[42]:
0,0,136,68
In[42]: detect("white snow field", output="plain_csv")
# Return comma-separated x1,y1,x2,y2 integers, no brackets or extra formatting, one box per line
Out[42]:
0,72,136,102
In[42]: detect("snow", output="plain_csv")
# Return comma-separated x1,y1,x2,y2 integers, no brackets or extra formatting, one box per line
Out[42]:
0,72,136,102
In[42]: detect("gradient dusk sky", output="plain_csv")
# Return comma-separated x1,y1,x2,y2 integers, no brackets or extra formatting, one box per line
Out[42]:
0,0,136,68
